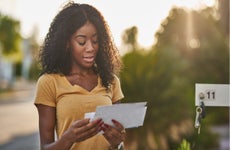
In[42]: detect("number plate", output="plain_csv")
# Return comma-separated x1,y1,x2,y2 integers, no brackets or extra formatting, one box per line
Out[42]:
195,84,229,107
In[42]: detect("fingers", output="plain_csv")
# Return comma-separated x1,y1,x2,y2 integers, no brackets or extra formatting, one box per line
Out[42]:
102,120,126,147
112,119,125,132
66,118,126,146
79,118,103,134
102,124,121,146
80,119,103,138
72,118,90,128
73,118,102,132
67,118,103,142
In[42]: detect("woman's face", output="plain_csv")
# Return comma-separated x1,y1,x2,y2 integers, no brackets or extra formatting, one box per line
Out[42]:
69,22,99,70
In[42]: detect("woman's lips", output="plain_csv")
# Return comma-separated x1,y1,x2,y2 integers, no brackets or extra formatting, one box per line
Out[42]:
83,56,95,63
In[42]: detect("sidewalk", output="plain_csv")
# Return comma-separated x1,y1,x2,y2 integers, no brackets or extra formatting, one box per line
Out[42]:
0,132,39,150
0,78,36,103
0,78,39,150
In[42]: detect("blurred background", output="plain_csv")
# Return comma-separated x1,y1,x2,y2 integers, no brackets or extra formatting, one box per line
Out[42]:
0,0,229,150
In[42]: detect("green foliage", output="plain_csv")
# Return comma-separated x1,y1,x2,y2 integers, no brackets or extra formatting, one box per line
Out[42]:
122,26,139,50
29,60,41,81
0,13,21,56
27,29,41,81
121,4,228,150
177,139,190,150
15,61,22,77
189,127,219,150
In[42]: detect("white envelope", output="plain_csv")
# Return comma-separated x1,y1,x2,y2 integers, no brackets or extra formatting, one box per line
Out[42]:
84,102,147,129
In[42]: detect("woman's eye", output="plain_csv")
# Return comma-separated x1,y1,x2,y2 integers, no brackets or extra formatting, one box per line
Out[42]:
92,40,98,44
78,41,86,46
92,37,98,44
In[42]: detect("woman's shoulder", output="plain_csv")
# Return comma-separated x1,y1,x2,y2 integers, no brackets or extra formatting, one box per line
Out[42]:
114,74,120,80
111,74,121,84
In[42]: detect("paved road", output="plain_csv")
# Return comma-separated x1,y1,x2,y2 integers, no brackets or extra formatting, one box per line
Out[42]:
0,81,40,150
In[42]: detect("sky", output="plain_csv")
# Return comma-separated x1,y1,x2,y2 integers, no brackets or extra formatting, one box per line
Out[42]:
0,0,215,49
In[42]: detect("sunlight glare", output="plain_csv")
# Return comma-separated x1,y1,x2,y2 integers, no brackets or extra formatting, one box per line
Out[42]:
175,0,215,9
0,0,216,49
188,38,200,49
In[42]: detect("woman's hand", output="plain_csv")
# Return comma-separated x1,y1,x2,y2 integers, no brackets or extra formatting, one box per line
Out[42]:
102,119,126,148
62,118,103,144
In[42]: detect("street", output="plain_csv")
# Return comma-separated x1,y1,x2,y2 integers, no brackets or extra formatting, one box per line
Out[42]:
0,81,40,150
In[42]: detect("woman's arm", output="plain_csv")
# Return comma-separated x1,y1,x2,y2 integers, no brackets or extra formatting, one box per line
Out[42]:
36,104,103,150
36,104,73,150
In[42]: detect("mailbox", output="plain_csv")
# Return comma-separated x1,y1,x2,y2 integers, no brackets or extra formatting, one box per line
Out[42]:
195,84,229,107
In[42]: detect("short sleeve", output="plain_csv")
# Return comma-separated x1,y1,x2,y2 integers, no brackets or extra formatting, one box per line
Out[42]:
34,74,56,107
111,75,124,103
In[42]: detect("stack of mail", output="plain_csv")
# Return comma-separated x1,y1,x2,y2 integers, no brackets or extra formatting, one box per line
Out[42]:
85,102,147,129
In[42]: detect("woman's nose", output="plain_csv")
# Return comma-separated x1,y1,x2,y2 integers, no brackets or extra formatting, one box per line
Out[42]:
85,41,94,52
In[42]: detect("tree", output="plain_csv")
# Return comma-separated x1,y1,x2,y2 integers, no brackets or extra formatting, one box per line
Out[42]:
217,0,229,36
121,26,139,51
27,25,41,80
0,13,22,59
121,3,227,149
0,13,22,89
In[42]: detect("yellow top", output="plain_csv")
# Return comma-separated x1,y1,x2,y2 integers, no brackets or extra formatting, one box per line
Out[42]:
34,73,124,150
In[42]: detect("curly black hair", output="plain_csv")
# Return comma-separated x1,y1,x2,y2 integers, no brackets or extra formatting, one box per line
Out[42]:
39,2,122,89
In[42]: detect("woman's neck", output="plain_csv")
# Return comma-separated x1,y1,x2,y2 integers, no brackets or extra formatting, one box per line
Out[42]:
69,68,94,77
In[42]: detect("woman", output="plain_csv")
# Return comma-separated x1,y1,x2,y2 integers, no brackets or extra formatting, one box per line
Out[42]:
34,2,125,150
